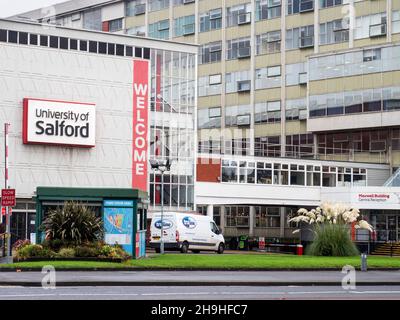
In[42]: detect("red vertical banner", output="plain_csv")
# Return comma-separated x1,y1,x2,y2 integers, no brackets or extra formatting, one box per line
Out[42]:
132,59,150,192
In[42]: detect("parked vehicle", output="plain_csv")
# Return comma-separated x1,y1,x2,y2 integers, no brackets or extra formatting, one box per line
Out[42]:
150,212,225,254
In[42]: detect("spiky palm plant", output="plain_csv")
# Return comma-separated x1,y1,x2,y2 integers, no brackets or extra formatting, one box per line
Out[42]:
41,201,103,244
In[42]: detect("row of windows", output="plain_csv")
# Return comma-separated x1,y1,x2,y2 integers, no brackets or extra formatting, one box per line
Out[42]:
310,45,400,81
221,159,367,187
198,127,400,157
0,29,150,59
309,86,400,118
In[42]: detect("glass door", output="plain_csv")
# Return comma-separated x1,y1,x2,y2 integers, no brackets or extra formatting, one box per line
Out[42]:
387,216,398,241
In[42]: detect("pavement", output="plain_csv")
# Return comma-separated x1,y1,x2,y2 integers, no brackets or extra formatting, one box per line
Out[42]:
0,270,399,287
1,285,400,300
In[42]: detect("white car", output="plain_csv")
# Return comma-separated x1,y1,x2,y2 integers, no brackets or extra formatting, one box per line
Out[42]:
150,212,225,254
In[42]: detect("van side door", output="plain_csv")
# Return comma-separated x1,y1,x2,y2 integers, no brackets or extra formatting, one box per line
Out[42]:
210,221,220,247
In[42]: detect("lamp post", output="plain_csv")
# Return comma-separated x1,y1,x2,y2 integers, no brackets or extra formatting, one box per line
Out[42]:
150,159,171,254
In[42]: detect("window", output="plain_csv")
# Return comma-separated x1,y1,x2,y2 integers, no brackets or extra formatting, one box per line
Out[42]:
306,166,321,186
199,41,222,64
363,48,381,62
126,26,146,36
290,164,305,186
320,0,343,8
69,38,78,50
198,107,221,129
29,34,38,45
126,0,146,16
198,75,222,96
226,37,251,60
355,12,386,39
225,206,249,227
0,29,7,42
83,8,102,31
256,0,281,21
174,15,195,37
255,101,281,123
199,8,222,33
40,35,48,47
225,104,251,126
393,11,400,34
256,207,280,228
256,162,273,184
226,4,251,27
226,70,251,93
80,40,88,51
299,25,314,48
287,0,314,15
255,136,281,157
109,18,123,32
149,0,169,12
320,19,349,45
209,74,222,85
19,32,28,45
255,68,281,89
222,160,238,183
59,37,68,49
239,161,256,184
285,99,307,121
7,30,17,43
149,20,170,39
256,30,281,55
286,63,307,86
273,163,289,185
89,41,98,53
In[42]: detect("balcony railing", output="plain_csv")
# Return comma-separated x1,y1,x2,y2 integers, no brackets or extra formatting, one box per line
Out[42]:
198,142,389,164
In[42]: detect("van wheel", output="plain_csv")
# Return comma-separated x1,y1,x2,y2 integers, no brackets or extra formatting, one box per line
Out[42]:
191,250,200,254
217,243,225,254
181,242,189,254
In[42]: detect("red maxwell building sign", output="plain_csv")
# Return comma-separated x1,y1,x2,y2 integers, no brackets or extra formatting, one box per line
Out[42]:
132,59,150,192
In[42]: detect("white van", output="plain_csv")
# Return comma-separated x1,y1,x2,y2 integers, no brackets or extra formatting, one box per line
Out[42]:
150,212,225,254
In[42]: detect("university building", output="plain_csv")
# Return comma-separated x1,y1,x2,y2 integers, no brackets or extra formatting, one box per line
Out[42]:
7,0,400,247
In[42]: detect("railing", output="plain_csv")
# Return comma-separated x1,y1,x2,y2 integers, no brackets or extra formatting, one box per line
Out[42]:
198,142,389,164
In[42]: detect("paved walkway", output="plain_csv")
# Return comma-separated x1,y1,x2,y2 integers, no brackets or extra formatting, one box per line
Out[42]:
0,270,399,286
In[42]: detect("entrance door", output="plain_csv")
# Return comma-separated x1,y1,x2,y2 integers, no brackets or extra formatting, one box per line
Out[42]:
388,216,398,241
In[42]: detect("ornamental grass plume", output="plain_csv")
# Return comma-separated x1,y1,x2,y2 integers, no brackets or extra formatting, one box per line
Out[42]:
288,202,373,256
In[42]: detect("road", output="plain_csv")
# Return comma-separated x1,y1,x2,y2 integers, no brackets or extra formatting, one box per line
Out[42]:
0,285,399,300
0,270,399,286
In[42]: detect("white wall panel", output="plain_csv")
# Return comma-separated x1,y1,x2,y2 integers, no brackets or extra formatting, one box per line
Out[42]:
0,43,134,198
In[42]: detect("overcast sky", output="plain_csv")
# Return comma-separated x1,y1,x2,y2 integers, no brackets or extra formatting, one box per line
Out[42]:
0,0,67,18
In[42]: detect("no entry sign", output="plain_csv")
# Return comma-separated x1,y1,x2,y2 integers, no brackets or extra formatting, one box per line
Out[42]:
1,189,16,207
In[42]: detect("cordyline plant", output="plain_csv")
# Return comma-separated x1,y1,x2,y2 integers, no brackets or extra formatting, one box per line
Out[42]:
289,202,373,256
40,201,104,245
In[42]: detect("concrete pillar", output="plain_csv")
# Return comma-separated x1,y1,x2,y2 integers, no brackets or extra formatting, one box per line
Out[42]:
220,206,225,233
249,206,255,237
280,207,285,238
206,204,213,218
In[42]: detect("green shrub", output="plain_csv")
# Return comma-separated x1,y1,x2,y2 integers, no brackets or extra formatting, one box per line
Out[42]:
40,201,103,245
306,224,359,257
57,248,76,258
16,244,56,259
100,244,130,260
42,239,66,251
74,246,99,257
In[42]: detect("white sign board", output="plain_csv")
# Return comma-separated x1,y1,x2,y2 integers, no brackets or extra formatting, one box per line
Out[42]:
23,98,96,147
352,192,400,206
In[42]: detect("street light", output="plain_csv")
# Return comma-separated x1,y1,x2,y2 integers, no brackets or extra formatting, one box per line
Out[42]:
150,159,171,254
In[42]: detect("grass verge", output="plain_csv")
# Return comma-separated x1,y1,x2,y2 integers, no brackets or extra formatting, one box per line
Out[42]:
1,254,400,270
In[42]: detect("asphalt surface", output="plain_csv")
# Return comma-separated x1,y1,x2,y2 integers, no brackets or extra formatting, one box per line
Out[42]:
0,285,399,300
0,270,399,286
